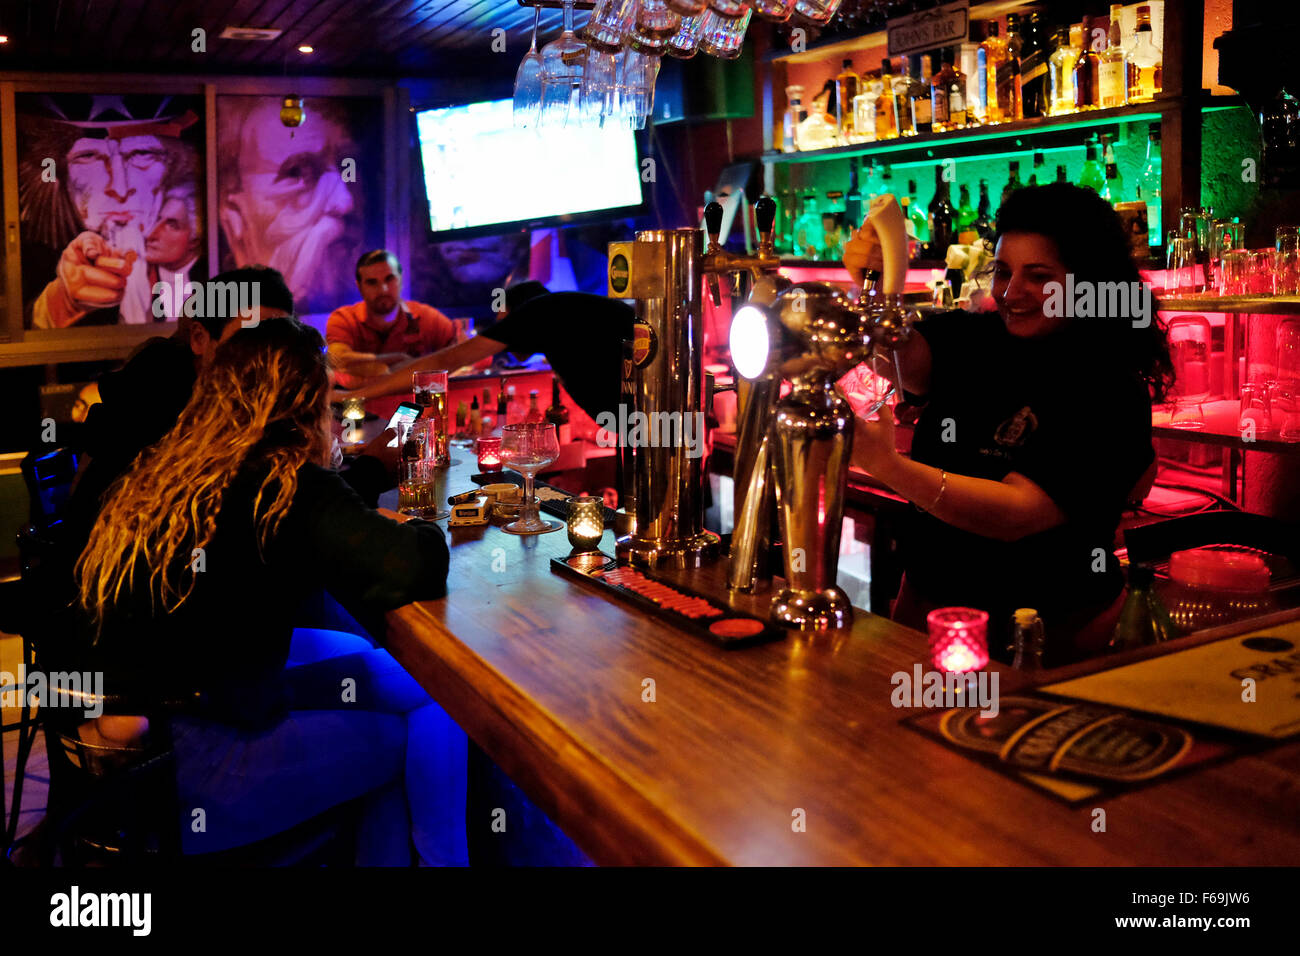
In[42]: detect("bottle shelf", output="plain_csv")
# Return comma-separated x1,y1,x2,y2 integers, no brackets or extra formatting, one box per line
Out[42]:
762,99,1237,166
1157,296,1300,315
1153,400,1300,456
766,0,1028,65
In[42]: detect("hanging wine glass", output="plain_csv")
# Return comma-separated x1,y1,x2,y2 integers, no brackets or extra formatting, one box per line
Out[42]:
513,7,544,129
539,0,587,129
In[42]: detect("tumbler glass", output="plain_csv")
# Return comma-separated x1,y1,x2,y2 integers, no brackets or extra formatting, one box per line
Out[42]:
1247,249,1277,296
413,370,449,465
793,0,844,26
664,12,705,58
630,0,681,54
709,0,750,15
753,0,797,21
698,7,752,59
580,0,638,52
1275,227,1300,295
667,0,709,14
1221,249,1250,296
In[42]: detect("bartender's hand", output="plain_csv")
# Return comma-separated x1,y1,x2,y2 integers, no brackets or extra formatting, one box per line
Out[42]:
851,404,901,479
842,217,885,288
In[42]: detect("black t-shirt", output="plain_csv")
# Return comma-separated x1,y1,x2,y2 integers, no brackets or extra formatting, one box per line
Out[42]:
479,292,636,421
902,310,1154,647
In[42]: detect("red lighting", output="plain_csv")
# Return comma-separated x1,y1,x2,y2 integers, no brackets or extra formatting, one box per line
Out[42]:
927,607,989,673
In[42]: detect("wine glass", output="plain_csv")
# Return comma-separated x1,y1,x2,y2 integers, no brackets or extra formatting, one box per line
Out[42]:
514,7,544,129
539,0,587,129
501,423,562,534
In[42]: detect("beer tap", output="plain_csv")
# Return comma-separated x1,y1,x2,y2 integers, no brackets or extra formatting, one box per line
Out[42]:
701,197,782,306
726,194,919,629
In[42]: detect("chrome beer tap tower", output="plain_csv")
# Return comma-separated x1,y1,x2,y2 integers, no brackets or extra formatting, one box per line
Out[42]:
606,197,782,569
728,195,918,630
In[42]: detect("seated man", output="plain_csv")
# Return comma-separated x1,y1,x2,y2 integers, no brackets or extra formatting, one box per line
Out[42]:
337,281,636,423
326,250,461,390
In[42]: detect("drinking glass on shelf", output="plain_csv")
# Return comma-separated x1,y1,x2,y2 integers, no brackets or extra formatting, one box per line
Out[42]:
500,423,562,534
1277,320,1300,441
413,370,449,465
1275,227,1300,295
513,7,544,129
1166,237,1201,295
539,0,587,129
1238,382,1275,436
1247,249,1277,296
1221,249,1250,296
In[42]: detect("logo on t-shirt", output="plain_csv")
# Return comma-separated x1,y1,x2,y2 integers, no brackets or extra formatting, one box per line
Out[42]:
993,406,1038,448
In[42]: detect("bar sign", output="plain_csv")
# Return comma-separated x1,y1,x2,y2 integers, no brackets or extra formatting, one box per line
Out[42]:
887,0,969,57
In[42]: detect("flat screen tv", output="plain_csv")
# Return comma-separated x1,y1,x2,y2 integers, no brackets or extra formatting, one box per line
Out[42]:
415,99,645,238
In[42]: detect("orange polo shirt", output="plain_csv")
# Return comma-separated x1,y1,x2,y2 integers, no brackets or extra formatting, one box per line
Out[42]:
326,300,457,388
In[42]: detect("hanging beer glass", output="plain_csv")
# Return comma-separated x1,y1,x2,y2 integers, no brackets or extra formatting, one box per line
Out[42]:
630,0,682,54
665,13,705,58
579,45,620,127
698,6,751,59
793,0,843,26
580,0,638,52
539,0,587,128
753,0,797,22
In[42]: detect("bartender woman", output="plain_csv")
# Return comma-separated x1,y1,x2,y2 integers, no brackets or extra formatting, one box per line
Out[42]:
845,183,1173,663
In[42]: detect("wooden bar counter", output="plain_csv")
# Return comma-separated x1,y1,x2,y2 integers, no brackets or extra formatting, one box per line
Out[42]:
381,454,1300,866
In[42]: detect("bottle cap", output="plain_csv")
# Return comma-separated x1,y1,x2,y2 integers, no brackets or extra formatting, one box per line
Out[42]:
1013,608,1039,625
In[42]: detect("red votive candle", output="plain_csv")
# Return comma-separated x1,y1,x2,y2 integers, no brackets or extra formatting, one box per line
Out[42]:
476,436,503,473
927,607,989,673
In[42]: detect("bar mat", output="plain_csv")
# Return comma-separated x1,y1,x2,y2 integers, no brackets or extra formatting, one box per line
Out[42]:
550,550,785,648
902,693,1251,806
469,471,616,524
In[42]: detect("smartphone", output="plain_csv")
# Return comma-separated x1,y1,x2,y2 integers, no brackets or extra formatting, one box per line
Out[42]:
386,401,423,447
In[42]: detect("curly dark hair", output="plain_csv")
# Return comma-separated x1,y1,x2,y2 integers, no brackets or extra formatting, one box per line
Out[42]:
995,182,1175,402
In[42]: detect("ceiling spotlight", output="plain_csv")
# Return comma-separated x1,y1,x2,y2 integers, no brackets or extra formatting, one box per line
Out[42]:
298,44,313,53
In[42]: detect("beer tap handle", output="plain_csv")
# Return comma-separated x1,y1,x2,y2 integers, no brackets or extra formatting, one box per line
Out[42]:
754,196,776,258
704,201,724,253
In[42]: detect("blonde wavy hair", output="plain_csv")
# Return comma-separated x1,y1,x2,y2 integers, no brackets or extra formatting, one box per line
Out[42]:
77,319,332,628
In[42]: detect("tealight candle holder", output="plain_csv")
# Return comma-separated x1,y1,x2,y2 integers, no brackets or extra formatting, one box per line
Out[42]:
476,436,503,473
567,496,605,551
927,607,989,673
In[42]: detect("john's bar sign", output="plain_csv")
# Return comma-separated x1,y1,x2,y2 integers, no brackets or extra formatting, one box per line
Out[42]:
887,0,970,58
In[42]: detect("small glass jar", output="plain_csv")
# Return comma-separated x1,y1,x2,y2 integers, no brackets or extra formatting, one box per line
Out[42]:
476,436,503,473
567,496,606,551
927,607,989,673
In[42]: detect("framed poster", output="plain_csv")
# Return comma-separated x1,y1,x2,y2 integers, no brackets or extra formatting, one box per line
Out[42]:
15,92,208,330
215,94,384,316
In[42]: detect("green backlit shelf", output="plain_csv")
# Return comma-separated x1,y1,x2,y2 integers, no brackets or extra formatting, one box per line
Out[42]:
761,99,1244,166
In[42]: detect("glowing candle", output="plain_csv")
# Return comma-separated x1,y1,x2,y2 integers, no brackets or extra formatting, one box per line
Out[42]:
567,497,605,551
476,436,503,473
927,607,989,673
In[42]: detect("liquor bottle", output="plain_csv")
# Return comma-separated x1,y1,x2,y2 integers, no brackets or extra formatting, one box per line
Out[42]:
506,384,521,424
973,179,993,239
1000,160,1022,212
496,377,508,423
1010,608,1046,671
875,58,900,141
525,389,544,423
929,51,952,132
835,60,859,142
978,20,1007,124
927,164,955,257
783,85,805,152
545,376,572,443
1109,565,1176,652
1126,4,1162,104
845,162,863,232
893,57,915,136
1100,135,1125,203
1056,163,1068,183
1099,4,1128,109
1137,123,1162,247
469,396,482,437
1078,140,1105,193
1019,11,1049,118
997,13,1024,123
794,190,821,258
852,74,880,144
947,47,969,128
1073,15,1100,110
956,184,976,232
1048,25,1082,116
906,179,928,241
909,53,933,135
1029,150,1045,187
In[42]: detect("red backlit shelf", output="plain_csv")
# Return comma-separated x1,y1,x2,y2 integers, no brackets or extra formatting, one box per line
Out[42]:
1157,296,1300,315
1152,400,1300,456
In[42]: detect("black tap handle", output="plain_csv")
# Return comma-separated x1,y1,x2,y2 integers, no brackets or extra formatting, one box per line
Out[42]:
704,201,724,241
755,196,776,236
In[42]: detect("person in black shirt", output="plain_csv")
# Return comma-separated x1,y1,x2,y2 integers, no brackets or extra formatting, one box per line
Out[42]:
336,281,636,422
65,319,463,862
844,184,1173,663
